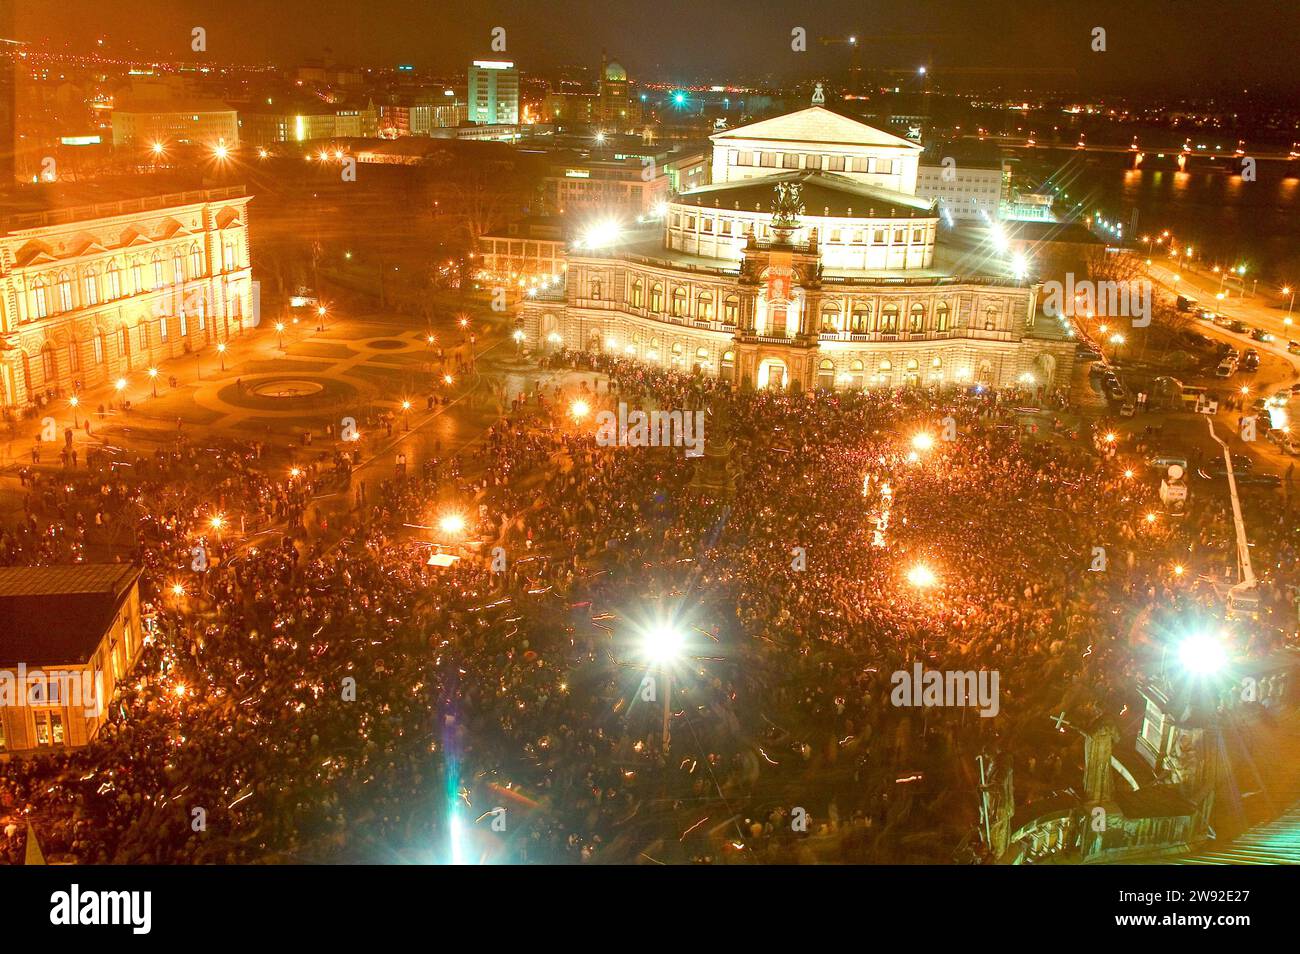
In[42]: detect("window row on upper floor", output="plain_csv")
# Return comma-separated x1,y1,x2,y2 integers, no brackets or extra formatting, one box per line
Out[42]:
729,150,899,175
20,240,242,321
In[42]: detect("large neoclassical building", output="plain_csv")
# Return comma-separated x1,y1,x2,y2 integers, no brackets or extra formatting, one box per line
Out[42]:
519,105,1073,392
0,185,254,411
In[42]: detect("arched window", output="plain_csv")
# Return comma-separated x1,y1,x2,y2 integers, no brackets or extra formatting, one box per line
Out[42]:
721,350,734,364
906,358,919,371
932,356,943,368
696,346,709,359
107,265,122,299
131,260,144,294
40,344,56,380
820,302,841,332
879,359,892,371
936,301,950,332
190,245,203,278
151,253,164,289
850,303,870,333
630,279,644,308
672,287,688,317
909,303,924,332
120,326,130,357
881,304,900,333
83,270,99,306
850,359,864,371
817,358,835,390
32,280,49,319
57,272,73,312
697,293,715,320
649,283,664,312
723,294,739,325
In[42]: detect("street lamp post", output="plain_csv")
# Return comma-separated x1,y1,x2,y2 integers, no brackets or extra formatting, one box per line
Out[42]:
148,367,159,398
217,341,227,371
69,395,80,428
401,399,411,431
276,321,286,351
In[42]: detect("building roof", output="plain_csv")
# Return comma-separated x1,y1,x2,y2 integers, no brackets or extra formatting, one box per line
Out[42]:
711,106,923,151
675,170,935,217
0,565,141,667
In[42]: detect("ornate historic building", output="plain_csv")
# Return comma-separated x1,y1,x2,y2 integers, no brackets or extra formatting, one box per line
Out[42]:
0,185,253,411
518,105,1074,392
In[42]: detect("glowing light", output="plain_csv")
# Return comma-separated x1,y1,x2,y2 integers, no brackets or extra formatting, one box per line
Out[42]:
148,367,158,378
911,432,935,452
209,514,226,531
643,623,684,663
1173,564,1185,576
1178,633,1227,675
170,583,186,597
579,219,623,250
1145,512,1157,524
570,399,591,420
907,564,938,588
114,377,127,391
213,143,229,160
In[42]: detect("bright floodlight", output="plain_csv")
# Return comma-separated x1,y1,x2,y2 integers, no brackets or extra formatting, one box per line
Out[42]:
1178,633,1227,675
989,223,1010,253
643,623,684,663
580,219,623,250
911,432,934,452
570,399,591,420
1011,253,1029,279
907,564,938,588
439,513,466,536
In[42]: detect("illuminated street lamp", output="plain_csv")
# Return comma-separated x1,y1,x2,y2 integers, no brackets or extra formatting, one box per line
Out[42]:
401,399,412,430
906,564,938,588
114,377,127,400
911,432,935,452
148,366,158,397
570,399,591,421
1109,332,1126,362
438,512,466,537
640,621,685,751
1283,285,1296,322
69,395,80,427
275,321,286,350
1178,633,1227,676
217,341,227,371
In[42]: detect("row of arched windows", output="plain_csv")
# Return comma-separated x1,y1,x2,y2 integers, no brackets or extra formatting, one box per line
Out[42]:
819,301,952,334
628,278,741,325
25,243,222,322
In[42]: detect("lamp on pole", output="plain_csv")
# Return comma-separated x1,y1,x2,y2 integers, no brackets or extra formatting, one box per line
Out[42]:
217,341,227,371
148,367,159,398
69,395,80,428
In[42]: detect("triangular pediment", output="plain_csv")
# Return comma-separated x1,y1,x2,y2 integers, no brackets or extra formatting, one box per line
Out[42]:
711,106,922,151
13,241,58,267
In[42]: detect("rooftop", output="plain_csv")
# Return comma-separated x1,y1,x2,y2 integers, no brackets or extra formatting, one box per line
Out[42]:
675,170,935,218
0,564,141,667
712,106,924,151
0,178,247,233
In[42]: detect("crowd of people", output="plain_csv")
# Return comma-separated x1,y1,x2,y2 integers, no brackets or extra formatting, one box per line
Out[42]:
1,350,1296,864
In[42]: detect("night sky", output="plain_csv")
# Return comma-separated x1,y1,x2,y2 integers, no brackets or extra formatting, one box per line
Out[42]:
13,0,1300,93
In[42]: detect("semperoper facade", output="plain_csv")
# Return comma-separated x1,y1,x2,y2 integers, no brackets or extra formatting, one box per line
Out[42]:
519,105,1072,392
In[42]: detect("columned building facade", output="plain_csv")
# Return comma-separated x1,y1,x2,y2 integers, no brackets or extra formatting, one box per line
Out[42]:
517,106,1073,391
0,186,254,410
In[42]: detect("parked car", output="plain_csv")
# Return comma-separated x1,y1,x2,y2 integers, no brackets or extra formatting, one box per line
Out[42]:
1119,402,1136,417
1229,320,1248,333
1242,349,1260,370
1197,309,1217,321
1288,340,1300,355
1215,361,1235,377
1250,327,1274,342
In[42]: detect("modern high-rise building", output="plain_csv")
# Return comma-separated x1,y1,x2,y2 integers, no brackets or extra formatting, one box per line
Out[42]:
467,60,519,125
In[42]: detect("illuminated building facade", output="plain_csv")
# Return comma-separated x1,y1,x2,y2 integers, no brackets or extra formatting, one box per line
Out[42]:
519,106,1074,391
0,565,143,756
111,100,240,150
468,60,520,125
0,186,254,410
